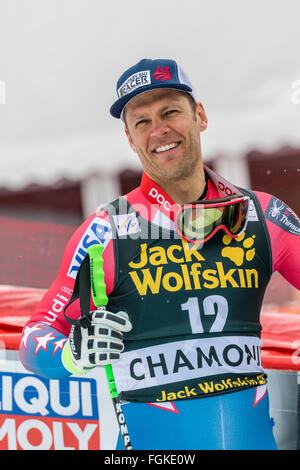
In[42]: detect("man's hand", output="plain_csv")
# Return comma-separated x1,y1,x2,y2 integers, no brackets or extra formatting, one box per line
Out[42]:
63,307,132,373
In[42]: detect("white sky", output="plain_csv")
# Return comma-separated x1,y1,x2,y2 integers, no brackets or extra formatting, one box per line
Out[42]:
0,0,299,188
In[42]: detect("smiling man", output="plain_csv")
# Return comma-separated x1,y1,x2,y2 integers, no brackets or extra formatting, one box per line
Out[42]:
20,58,300,450
123,88,207,204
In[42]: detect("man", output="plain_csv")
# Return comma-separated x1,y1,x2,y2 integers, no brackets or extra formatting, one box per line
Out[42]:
19,58,300,450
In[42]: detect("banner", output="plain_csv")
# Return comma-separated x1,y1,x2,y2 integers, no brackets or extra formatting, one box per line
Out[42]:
0,372,100,450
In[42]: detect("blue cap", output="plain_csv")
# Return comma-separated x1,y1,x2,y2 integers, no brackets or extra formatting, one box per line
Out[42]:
110,58,198,120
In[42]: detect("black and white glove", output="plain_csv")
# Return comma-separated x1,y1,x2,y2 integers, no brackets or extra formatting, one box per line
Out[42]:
62,306,132,374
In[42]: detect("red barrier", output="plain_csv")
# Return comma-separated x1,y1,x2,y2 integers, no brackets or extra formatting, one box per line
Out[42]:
0,285,44,349
0,284,300,371
261,310,300,371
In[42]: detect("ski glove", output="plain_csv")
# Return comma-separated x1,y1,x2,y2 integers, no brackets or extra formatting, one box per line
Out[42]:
62,307,132,374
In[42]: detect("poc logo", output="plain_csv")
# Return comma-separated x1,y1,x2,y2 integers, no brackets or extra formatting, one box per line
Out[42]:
149,188,171,211
217,181,237,197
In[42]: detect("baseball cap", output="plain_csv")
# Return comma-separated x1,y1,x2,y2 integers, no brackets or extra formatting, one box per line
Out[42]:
110,58,198,120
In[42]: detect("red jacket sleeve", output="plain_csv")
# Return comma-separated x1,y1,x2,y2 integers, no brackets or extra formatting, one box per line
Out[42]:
26,210,116,336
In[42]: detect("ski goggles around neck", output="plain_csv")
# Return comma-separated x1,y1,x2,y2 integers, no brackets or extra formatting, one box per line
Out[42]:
175,195,250,244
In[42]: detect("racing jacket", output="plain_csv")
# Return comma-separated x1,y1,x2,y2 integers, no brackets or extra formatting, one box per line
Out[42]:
19,166,300,403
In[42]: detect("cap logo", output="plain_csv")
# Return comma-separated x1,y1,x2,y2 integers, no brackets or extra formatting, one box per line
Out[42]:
118,70,151,98
152,66,171,82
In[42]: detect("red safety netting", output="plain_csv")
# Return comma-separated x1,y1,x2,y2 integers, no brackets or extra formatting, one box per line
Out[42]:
0,284,300,371
0,217,76,289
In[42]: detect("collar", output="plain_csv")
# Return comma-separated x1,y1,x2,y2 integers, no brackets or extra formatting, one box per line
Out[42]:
139,165,242,220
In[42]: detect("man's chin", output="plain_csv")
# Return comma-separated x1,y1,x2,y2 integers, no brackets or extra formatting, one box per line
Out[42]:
160,161,199,181
154,169,193,184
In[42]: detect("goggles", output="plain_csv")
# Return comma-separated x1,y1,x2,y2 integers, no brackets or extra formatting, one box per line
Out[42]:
175,195,250,244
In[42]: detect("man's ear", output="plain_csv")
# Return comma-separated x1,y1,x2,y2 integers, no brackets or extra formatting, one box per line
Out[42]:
196,102,208,132
125,127,137,153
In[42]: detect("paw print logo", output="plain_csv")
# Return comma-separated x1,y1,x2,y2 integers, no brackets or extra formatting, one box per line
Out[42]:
221,233,255,266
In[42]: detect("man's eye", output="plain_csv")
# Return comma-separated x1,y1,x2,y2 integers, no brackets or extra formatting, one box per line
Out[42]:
165,109,178,116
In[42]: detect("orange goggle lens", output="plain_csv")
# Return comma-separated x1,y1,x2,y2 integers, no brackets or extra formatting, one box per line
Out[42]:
175,196,250,243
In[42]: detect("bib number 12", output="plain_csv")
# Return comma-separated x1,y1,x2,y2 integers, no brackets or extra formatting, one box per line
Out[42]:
181,295,228,333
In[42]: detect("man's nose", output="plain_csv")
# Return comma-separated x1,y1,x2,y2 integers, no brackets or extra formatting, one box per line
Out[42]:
149,117,169,137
